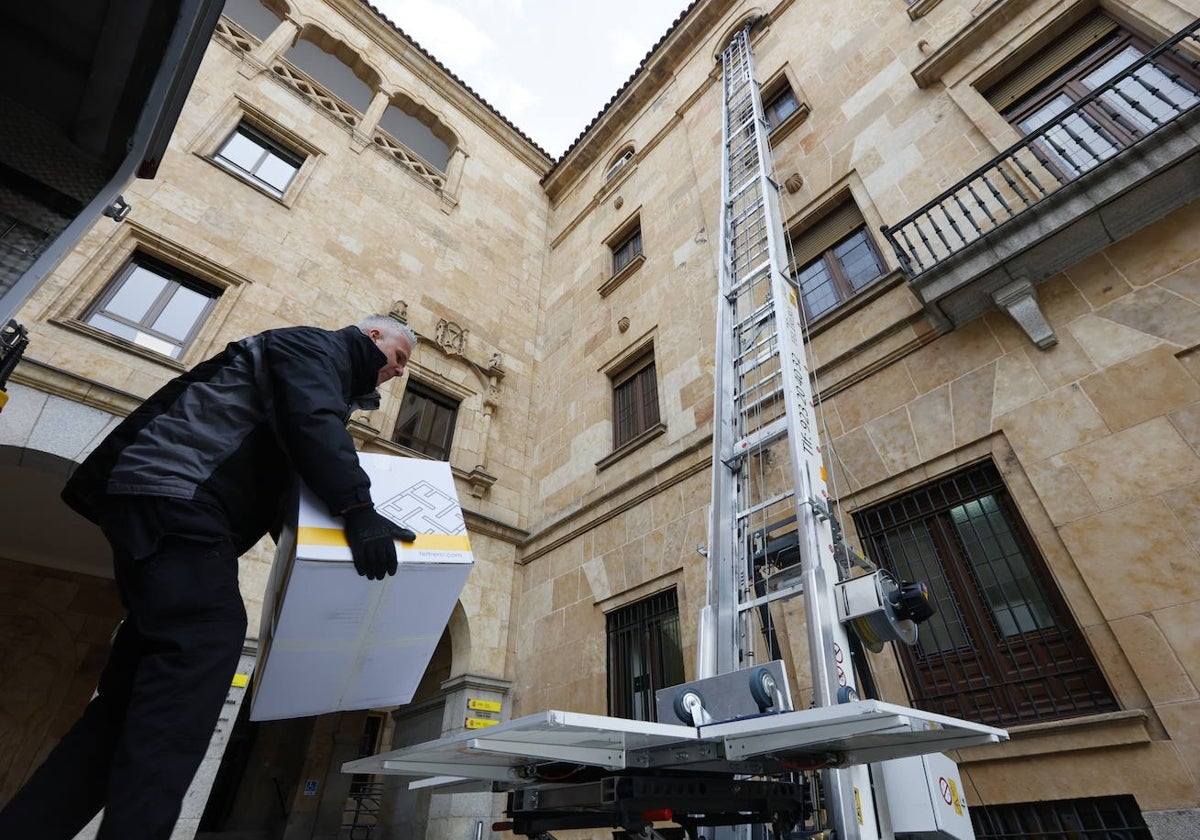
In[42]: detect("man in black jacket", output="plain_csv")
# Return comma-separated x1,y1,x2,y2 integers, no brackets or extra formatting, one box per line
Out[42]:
0,314,418,840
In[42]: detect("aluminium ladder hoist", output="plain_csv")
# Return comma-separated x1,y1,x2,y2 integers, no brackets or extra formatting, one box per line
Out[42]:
346,20,1008,840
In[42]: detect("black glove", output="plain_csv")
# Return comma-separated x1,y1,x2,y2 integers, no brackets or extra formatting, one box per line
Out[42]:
342,506,417,580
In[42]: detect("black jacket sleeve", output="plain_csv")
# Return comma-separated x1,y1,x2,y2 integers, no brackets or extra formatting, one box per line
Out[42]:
259,327,374,514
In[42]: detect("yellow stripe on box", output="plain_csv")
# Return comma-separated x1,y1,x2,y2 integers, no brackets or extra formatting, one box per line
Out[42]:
297,526,471,552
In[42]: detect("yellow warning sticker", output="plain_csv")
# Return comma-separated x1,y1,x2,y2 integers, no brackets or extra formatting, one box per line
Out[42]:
297,527,471,552
231,673,249,688
854,787,863,825
949,778,963,816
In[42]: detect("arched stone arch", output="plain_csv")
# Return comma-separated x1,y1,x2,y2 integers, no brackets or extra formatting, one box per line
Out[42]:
261,0,290,19
711,9,769,60
0,447,110,578
222,0,290,38
389,91,458,150
286,24,382,112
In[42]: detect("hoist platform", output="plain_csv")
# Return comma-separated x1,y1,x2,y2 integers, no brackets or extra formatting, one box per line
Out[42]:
343,701,1005,785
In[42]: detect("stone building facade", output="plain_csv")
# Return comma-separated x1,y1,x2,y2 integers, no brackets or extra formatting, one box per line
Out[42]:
0,0,1198,838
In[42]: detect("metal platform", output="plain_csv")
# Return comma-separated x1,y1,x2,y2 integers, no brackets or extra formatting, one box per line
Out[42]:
343,701,1006,786
343,710,696,783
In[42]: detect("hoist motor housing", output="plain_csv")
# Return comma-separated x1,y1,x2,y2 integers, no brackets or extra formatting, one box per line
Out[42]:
835,570,933,653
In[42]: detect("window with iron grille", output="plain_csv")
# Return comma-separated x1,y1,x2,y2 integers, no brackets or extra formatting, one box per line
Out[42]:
611,351,660,449
972,795,1151,840
393,380,459,460
607,588,685,721
853,460,1117,727
788,202,886,320
990,14,1200,178
83,254,220,359
611,222,643,276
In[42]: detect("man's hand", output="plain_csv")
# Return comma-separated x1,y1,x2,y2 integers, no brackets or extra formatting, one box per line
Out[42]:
342,506,417,580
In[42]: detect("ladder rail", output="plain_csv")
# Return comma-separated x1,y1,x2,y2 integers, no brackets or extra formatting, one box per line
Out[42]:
706,24,882,840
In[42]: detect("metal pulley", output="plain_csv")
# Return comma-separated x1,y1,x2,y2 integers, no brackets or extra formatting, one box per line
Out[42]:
834,570,935,653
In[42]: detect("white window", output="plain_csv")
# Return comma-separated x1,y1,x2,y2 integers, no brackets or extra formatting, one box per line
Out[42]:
213,122,305,197
84,255,219,358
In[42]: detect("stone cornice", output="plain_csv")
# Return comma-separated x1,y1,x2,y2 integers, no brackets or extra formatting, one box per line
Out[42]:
542,0,735,201
13,357,141,416
519,432,712,564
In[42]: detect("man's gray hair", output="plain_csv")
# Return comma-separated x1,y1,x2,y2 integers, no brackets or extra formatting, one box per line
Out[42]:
357,314,417,347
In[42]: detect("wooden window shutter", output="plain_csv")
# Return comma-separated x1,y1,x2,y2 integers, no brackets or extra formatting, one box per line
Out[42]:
788,202,864,270
984,13,1119,111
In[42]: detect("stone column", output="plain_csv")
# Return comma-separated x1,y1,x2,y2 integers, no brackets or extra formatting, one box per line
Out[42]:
352,89,393,152
423,674,512,840
440,147,469,210
468,376,499,498
240,18,301,78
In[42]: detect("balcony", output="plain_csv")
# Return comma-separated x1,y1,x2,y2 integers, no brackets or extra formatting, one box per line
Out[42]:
882,18,1200,346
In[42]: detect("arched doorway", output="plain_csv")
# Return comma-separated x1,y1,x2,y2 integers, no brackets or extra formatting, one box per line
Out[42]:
0,447,119,809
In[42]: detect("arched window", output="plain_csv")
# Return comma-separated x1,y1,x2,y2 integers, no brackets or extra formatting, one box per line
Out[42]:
221,0,288,40
377,95,455,172
284,29,379,112
604,146,634,180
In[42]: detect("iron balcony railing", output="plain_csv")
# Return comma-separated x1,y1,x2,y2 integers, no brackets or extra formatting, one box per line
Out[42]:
342,780,384,839
882,18,1200,277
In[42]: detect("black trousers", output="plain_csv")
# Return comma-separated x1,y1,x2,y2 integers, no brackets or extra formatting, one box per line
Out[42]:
0,496,248,840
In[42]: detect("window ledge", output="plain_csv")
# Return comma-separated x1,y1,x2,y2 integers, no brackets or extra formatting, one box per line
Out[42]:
599,252,646,297
199,155,293,207
906,0,946,20
596,422,666,471
801,268,908,340
954,709,1152,764
52,318,188,372
768,102,812,145
597,162,639,203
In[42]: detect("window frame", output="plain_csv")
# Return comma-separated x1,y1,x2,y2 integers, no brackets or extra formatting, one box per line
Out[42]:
760,66,810,142
611,223,643,276
606,588,685,722
604,146,635,181
763,84,801,129
392,379,460,461
600,211,646,297
211,121,307,198
853,460,1118,728
81,253,221,359
1000,24,1200,179
790,223,888,321
972,794,1152,840
610,349,660,451
191,98,324,208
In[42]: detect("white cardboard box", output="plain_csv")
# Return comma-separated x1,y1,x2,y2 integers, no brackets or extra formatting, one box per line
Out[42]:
250,453,473,721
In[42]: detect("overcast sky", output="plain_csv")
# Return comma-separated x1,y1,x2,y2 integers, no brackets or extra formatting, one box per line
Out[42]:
370,0,689,158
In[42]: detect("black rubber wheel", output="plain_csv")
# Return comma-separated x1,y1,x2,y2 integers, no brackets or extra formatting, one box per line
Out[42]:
673,689,705,724
749,667,776,710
